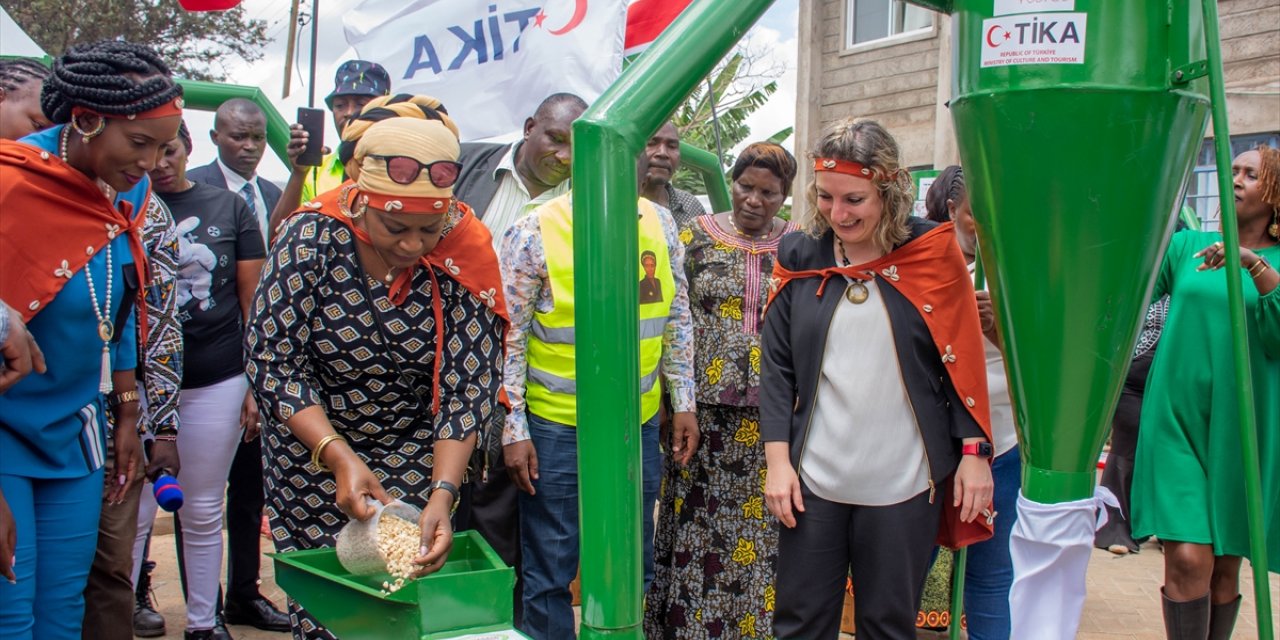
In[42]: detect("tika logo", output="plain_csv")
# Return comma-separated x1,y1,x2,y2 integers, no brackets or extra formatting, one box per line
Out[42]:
979,12,1087,68
405,1,588,78
985,15,1081,48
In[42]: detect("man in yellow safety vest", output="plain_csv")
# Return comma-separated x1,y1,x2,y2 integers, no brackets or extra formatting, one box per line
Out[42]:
497,184,699,640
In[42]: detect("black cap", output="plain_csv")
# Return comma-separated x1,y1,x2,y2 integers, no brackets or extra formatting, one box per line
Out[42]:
325,60,391,108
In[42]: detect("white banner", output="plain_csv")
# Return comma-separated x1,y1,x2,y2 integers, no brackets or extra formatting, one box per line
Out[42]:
343,0,628,141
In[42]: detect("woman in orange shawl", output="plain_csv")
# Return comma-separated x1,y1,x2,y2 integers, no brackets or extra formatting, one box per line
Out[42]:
760,119,994,639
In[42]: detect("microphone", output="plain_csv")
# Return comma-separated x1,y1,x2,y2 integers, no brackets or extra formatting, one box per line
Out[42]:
152,472,184,512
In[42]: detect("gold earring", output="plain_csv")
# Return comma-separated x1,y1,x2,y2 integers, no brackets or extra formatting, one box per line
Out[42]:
1269,210,1278,239
71,117,105,144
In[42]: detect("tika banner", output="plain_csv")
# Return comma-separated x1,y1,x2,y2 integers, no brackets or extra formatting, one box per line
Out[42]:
343,0,628,141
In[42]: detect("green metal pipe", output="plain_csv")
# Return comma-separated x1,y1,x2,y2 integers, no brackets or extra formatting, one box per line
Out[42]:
1199,1,1273,634
571,1,775,637
176,79,292,165
949,549,967,640
680,142,731,213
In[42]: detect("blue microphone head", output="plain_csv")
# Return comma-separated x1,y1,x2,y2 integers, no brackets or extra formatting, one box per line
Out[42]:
153,473,184,512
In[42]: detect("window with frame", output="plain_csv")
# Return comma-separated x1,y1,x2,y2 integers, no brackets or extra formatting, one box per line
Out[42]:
846,0,934,49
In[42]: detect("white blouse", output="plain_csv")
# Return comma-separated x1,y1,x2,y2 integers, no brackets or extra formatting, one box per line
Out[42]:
799,276,931,506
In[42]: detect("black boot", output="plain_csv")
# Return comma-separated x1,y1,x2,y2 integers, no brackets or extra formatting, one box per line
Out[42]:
1208,595,1242,640
1162,589,1210,640
133,561,167,638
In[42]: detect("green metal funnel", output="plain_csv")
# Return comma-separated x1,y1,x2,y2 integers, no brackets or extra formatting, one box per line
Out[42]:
933,0,1210,503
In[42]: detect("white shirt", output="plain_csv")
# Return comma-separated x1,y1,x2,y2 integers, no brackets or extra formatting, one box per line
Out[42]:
216,158,269,247
479,144,570,249
800,278,931,506
970,262,1019,457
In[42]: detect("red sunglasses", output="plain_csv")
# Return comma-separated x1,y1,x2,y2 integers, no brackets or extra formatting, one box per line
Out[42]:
369,155,463,188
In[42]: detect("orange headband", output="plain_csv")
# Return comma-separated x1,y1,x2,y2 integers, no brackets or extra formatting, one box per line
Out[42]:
358,190,452,214
73,96,184,122
814,157,875,178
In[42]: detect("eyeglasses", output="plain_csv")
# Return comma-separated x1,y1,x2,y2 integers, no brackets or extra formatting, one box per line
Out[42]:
368,155,463,188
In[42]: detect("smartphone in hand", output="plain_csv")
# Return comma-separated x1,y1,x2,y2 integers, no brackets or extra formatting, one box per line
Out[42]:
296,107,326,167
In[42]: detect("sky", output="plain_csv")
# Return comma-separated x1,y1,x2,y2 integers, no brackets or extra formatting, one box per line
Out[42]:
177,0,801,183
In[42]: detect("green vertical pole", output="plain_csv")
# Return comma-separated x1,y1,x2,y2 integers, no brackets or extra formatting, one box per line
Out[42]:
571,2,775,638
949,244,984,640
1200,1,1273,634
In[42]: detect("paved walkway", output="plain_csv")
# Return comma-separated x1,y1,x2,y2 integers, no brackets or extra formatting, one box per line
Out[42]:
141,526,1277,639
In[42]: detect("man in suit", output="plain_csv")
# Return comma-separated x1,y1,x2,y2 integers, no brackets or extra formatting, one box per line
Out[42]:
186,97,289,632
188,98,281,250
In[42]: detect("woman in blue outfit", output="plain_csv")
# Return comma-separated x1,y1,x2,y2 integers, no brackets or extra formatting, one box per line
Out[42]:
0,41,184,640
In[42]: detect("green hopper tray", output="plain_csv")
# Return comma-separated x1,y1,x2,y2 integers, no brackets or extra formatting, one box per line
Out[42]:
270,530,519,640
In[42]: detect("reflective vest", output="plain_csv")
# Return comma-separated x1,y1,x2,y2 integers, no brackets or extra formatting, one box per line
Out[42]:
526,195,675,426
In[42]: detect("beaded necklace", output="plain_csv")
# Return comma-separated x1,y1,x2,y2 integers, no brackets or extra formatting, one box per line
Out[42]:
61,125,115,392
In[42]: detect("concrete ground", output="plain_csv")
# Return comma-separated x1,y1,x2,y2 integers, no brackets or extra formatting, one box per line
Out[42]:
141,517,1279,639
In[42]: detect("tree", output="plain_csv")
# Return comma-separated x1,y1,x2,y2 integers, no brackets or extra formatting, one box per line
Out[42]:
668,41,789,195
5,0,273,82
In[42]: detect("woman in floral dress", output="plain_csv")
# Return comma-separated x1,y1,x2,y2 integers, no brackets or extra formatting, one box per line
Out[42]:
646,143,798,639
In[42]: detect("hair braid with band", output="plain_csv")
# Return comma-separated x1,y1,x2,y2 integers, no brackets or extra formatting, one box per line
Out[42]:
41,40,182,124
0,58,50,94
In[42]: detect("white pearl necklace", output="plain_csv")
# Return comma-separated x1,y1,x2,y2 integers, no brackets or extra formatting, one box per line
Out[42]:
64,125,115,393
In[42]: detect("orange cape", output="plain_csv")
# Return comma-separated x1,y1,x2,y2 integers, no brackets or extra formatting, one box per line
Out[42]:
296,183,509,413
0,140,151,340
766,222,994,549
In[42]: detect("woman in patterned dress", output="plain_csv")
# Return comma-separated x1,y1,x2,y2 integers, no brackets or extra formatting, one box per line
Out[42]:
645,143,798,639
245,116,506,640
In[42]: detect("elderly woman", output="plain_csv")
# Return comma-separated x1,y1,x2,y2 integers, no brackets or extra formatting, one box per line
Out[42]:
0,41,182,639
1131,145,1279,640
645,142,798,639
245,114,506,640
760,119,994,639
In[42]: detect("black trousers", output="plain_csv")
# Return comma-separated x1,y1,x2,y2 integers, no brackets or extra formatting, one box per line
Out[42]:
1095,348,1156,552
457,447,524,626
774,483,941,640
225,435,265,601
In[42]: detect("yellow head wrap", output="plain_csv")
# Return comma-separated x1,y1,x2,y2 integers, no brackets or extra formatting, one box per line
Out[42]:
341,94,460,142
353,118,461,213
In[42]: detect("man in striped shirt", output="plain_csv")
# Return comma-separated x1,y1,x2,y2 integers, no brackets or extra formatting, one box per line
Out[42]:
455,93,588,248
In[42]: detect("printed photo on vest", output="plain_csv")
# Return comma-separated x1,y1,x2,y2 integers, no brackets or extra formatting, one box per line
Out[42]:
640,250,664,303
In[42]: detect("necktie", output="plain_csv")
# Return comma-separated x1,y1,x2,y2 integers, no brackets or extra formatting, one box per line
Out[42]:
239,182,257,217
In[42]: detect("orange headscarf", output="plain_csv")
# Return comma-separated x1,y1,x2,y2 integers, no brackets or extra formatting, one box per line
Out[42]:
298,182,509,414
766,222,994,549
0,138,151,340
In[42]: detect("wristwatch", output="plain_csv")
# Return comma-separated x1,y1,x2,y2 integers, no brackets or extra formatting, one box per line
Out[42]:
962,442,994,459
426,480,460,510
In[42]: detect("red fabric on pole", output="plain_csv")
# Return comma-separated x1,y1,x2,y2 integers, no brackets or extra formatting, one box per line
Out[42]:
625,0,693,55
178,0,241,11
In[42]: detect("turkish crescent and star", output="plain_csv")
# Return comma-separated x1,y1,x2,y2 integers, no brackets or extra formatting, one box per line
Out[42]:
536,0,588,36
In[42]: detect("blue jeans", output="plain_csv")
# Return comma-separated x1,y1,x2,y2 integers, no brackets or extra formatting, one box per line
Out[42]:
963,446,1021,640
0,470,104,640
517,413,661,640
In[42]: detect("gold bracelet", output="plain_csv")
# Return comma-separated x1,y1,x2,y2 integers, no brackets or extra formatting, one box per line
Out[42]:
311,433,345,471
1249,259,1270,278
107,389,140,408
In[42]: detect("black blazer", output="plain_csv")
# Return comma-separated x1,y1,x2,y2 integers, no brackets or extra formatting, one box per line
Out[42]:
187,161,282,217
454,142,514,220
759,217,985,487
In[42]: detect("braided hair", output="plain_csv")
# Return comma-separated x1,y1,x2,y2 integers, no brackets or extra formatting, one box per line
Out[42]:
0,58,50,95
41,40,182,124
924,165,966,223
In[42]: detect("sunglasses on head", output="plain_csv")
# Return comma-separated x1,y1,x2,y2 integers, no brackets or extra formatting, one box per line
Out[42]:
369,155,463,188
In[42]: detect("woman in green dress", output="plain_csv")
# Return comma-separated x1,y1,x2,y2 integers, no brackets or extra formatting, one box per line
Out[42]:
1131,145,1280,640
